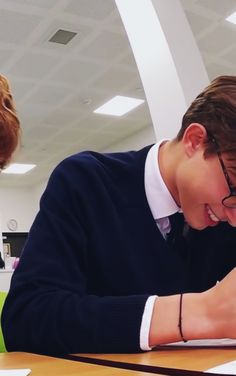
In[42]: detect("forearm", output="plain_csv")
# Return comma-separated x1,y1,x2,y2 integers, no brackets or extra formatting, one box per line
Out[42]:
149,291,214,346
2,283,149,355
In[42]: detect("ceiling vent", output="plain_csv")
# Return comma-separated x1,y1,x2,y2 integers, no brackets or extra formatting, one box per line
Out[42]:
49,29,77,45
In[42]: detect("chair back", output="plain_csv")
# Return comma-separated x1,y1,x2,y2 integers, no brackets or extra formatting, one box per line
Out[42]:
0,291,7,352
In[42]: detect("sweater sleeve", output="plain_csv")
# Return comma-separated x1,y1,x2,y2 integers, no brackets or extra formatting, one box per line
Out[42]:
1,156,150,356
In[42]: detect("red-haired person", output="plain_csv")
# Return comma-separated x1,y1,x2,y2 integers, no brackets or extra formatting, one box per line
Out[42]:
0,75,20,169
0,74,20,269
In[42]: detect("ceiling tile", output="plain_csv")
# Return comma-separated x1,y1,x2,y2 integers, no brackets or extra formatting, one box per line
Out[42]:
9,79,36,103
0,48,15,67
81,131,120,151
49,59,103,86
184,10,213,36
197,24,236,54
19,138,41,154
206,62,236,80
23,124,59,142
64,0,116,21
9,52,59,79
19,103,53,129
29,84,74,106
127,104,151,123
74,114,113,132
93,67,137,92
81,31,130,61
44,108,84,128
118,52,138,71
222,46,236,65
0,9,42,44
180,0,198,9
34,21,92,52
104,118,147,136
196,0,236,18
52,128,90,143
65,90,104,110
7,0,56,8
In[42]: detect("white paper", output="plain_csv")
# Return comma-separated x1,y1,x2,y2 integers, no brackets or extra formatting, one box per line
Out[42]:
0,369,31,376
206,360,236,374
166,338,236,347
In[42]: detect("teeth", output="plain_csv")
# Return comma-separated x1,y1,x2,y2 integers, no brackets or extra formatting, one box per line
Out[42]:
207,206,219,222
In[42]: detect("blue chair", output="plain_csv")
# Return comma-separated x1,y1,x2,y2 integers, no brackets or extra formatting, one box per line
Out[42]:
0,291,7,352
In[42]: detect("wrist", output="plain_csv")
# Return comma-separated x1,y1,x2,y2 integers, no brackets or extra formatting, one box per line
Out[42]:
181,290,215,340
149,295,183,346
149,291,215,347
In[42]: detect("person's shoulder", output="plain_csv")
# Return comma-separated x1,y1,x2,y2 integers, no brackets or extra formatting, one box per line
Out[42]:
42,145,153,197
46,145,153,190
55,150,127,172
55,145,152,173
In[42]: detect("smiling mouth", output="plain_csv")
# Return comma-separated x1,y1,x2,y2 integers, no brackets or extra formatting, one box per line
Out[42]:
206,205,220,223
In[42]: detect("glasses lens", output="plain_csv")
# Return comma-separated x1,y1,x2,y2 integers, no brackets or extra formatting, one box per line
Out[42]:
223,195,236,208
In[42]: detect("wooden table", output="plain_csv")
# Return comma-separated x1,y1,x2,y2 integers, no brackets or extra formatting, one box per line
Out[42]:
0,352,156,376
74,346,236,373
2,347,236,375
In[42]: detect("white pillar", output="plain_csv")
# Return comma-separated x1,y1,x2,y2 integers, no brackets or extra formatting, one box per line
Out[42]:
115,0,209,139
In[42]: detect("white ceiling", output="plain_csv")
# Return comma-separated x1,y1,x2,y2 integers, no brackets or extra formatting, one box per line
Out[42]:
0,0,235,187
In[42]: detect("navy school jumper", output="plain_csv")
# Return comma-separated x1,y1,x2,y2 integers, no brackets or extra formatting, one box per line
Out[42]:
2,145,236,355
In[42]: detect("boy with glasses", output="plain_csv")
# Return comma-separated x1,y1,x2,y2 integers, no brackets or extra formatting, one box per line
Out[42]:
3,75,236,355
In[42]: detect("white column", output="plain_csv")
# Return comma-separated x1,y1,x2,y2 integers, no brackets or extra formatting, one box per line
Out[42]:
115,0,209,139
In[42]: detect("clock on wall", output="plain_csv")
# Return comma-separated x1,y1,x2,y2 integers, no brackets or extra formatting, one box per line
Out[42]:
7,218,18,232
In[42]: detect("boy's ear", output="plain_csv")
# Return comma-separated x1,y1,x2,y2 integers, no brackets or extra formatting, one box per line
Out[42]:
182,123,207,157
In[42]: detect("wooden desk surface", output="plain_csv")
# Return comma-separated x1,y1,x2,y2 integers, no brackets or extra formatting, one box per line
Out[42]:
76,347,236,372
0,352,156,376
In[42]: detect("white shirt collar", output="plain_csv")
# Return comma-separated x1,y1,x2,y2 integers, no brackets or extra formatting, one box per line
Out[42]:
144,141,180,220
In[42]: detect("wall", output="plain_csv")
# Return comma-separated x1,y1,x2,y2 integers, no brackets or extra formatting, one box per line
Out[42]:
0,186,37,261
31,181,47,213
0,186,38,233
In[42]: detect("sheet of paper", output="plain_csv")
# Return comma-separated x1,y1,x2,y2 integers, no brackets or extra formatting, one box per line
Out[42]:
0,369,31,376
206,360,236,374
165,338,236,347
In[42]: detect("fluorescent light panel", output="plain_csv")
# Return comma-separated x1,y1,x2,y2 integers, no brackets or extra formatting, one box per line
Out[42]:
94,95,144,116
3,163,36,174
226,12,236,24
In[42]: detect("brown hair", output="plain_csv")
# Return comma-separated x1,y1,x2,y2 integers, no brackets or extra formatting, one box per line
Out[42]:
0,75,20,169
177,75,236,159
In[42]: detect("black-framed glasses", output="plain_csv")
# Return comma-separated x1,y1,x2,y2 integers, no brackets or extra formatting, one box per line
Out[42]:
216,151,236,208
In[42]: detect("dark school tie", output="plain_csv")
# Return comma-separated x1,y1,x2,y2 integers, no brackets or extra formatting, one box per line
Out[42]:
167,212,189,257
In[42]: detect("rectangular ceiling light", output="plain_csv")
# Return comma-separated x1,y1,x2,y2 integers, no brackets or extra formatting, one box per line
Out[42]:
2,163,36,174
94,95,144,116
226,12,236,24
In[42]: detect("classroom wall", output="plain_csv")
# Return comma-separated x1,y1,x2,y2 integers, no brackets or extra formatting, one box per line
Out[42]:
0,187,38,233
